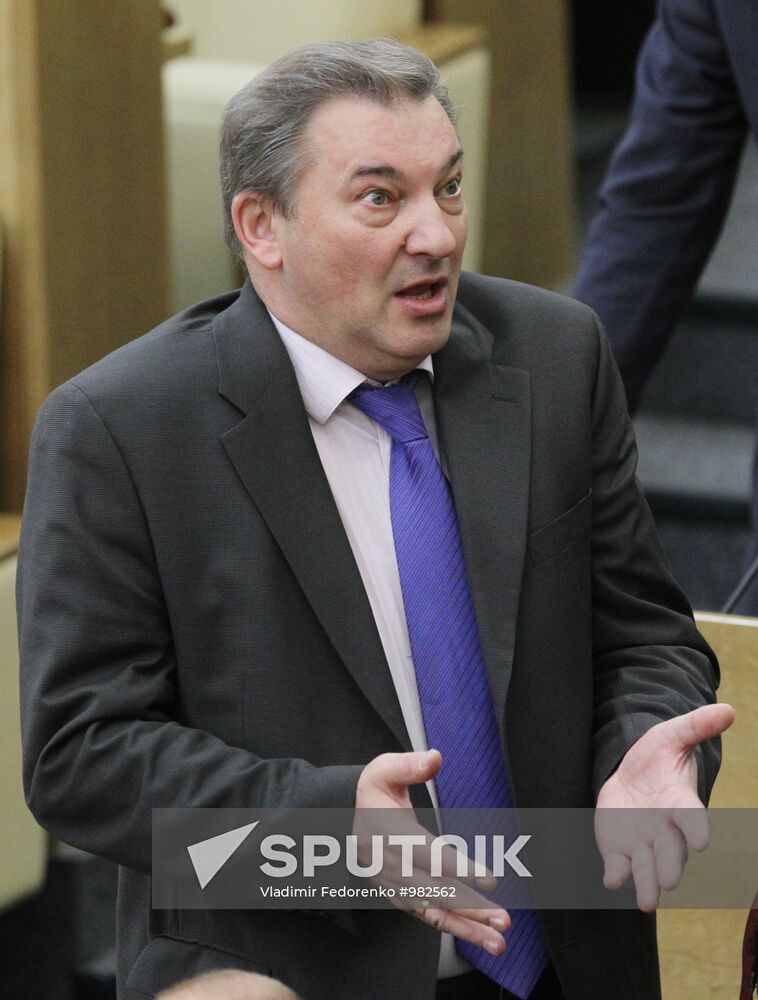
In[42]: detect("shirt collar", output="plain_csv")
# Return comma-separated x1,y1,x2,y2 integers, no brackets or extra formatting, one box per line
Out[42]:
268,309,434,425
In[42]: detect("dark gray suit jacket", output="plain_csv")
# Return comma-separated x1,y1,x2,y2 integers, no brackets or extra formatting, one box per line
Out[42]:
18,274,720,1000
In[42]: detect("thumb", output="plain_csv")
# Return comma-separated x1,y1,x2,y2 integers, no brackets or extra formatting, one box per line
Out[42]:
666,704,735,752
382,749,442,791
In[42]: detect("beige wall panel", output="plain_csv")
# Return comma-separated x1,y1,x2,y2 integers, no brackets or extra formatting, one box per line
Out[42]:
658,909,746,1000
0,0,50,511
657,614,758,999
439,47,489,274
163,58,255,311
0,534,47,910
0,0,170,510
428,1,576,288
34,0,170,389
170,0,422,62
696,614,758,810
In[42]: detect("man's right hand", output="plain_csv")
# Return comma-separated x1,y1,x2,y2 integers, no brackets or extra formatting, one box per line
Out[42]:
355,748,442,810
355,750,509,956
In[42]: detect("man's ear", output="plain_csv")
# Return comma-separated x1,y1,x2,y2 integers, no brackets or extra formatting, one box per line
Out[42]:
231,192,282,270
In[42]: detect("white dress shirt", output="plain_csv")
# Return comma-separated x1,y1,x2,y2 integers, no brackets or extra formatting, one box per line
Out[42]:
270,310,471,979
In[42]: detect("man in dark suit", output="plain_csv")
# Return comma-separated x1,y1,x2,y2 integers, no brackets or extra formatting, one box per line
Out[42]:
573,0,758,612
18,39,732,1000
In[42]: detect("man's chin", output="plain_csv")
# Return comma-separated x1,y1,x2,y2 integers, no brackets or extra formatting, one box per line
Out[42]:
405,315,454,355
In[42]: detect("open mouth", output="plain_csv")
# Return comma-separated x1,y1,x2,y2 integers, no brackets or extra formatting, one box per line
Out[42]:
395,278,447,301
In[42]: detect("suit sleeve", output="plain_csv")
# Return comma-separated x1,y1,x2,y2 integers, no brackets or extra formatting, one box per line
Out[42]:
587,313,721,800
573,0,748,410
17,382,363,874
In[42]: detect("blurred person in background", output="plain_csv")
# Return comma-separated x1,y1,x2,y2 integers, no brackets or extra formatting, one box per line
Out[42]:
573,0,758,614
157,970,300,1000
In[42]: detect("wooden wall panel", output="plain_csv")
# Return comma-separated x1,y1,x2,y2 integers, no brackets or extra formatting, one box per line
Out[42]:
426,0,576,289
657,613,758,999
169,0,422,62
0,0,50,512
0,0,170,511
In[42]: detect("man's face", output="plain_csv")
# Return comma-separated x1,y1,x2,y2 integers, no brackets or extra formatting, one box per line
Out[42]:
265,95,468,381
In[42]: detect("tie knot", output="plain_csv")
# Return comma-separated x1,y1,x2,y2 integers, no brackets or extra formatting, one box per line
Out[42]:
349,371,428,444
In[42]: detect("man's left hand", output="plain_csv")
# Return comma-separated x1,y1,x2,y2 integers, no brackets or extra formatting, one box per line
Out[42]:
595,703,735,910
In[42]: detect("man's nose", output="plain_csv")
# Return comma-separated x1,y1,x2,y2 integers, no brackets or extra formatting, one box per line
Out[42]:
404,200,460,259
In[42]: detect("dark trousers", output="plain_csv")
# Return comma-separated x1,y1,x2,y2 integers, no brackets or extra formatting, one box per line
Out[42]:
435,964,564,1000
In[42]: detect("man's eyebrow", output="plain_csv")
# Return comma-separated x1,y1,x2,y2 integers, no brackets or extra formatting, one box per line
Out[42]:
442,148,464,173
351,164,405,181
350,148,464,182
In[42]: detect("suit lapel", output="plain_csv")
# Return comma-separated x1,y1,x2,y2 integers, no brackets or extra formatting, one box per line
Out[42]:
213,282,412,751
433,303,532,742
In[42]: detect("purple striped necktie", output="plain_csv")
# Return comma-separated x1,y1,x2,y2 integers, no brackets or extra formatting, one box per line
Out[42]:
349,370,547,998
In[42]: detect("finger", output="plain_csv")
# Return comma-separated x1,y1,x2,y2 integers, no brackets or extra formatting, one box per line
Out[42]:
603,849,632,890
420,907,507,955
673,805,710,852
664,704,735,753
380,749,441,790
602,851,632,890
355,750,442,808
653,829,688,891
631,847,660,912
410,901,510,929
448,907,511,932
352,809,435,854
383,866,500,910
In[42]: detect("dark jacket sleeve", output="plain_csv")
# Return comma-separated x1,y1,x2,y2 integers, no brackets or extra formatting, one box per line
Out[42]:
17,382,362,874
586,311,721,800
573,0,747,411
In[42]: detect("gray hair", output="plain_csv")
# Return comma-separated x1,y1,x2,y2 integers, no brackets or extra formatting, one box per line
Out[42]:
219,38,457,256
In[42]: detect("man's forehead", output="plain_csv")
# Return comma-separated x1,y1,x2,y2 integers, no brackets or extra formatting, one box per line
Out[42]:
349,147,463,185
302,94,461,168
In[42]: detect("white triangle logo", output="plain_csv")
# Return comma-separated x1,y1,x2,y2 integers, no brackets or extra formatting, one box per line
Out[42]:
187,821,259,889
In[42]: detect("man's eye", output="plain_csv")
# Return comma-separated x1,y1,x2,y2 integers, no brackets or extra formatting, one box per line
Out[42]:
364,190,390,206
442,177,462,197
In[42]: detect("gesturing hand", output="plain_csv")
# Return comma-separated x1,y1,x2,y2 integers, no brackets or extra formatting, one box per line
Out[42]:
595,703,735,910
355,749,509,956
